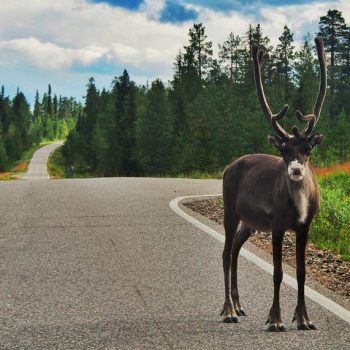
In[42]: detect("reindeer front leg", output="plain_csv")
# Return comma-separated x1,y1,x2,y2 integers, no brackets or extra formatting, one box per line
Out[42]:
266,230,286,332
293,226,317,330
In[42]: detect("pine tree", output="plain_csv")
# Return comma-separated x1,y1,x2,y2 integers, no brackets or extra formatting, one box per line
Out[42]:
53,94,58,118
136,79,172,175
318,9,346,96
112,70,138,176
206,59,227,86
83,77,100,168
0,92,11,136
171,51,187,136
0,127,8,171
47,84,53,117
275,25,295,101
335,26,350,116
185,23,213,82
11,91,32,153
294,34,319,115
218,33,242,83
33,90,41,121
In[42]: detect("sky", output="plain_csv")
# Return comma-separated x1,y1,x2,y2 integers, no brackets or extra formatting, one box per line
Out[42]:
0,0,350,105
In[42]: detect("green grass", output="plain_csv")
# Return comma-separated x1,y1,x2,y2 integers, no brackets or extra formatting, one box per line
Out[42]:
9,143,41,171
341,254,350,262
47,144,95,179
47,146,66,179
175,170,223,179
40,138,65,146
311,172,350,259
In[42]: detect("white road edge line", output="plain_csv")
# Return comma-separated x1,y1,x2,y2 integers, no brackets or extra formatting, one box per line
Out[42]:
169,194,350,325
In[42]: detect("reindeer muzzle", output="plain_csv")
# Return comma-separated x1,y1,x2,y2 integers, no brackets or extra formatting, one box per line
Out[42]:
288,160,305,182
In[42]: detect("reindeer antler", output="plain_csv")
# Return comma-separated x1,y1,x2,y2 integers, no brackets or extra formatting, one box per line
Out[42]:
294,37,327,136
252,43,290,139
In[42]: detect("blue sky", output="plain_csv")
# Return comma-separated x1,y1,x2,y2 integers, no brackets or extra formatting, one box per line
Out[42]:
0,0,348,105
93,0,328,13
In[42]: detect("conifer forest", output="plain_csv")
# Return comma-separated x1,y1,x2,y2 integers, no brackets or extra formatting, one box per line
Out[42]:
2,9,350,177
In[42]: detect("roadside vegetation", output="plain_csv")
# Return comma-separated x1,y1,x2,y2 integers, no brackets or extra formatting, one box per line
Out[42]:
312,172,350,260
47,145,66,179
0,84,82,175
62,9,350,179
0,139,67,180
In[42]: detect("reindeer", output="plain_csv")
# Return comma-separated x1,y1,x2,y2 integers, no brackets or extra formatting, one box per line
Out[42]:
221,37,327,331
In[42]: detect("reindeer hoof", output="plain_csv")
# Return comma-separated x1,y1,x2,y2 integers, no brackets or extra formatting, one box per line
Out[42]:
235,308,247,316
277,324,287,332
223,316,239,323
297,323,310,330
307,322,317,330
267,323,279,332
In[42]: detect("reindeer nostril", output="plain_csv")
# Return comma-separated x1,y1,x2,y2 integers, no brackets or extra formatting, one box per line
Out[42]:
293,169,302,176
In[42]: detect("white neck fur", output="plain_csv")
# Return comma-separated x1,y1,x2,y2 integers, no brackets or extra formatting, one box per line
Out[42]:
287,167,314,224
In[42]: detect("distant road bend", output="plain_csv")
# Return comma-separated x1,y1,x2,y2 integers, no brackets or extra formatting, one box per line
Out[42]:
0,147,349,348
21,141,64,180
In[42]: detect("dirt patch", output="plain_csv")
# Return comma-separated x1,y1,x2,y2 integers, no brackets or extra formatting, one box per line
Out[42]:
12,161,29,173
184,199,350,300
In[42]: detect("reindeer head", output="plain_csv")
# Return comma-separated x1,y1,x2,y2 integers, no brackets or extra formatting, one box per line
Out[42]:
252,37,327,182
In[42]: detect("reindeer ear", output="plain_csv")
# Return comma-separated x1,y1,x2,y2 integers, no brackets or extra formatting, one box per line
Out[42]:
309,133,324,147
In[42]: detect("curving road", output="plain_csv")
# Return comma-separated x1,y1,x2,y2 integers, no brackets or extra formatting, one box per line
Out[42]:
0,176,349,349
21,141,64,180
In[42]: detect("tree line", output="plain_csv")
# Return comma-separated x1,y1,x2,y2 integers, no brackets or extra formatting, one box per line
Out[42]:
0,85,82,171
62,9,350,177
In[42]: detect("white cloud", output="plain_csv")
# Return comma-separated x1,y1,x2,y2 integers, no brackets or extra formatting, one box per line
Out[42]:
0,0,188,76
336,0,350,23
259,1,337,46
0,37,107,70
0,0,343,71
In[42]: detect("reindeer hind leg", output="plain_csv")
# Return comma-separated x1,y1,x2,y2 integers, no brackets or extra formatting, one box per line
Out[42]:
231,223,253,317
221,192,240,323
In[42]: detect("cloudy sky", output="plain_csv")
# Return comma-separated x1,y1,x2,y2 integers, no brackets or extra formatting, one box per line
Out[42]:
0,0,349,104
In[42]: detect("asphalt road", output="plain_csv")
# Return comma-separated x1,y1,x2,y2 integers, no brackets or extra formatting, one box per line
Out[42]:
21,141,64,180
0,177,349,349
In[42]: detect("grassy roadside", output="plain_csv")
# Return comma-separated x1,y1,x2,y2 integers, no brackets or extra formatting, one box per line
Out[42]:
0,144,39,180
175,170,223,179
47,145,66,179
311,172,350,261
0,140,65,180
